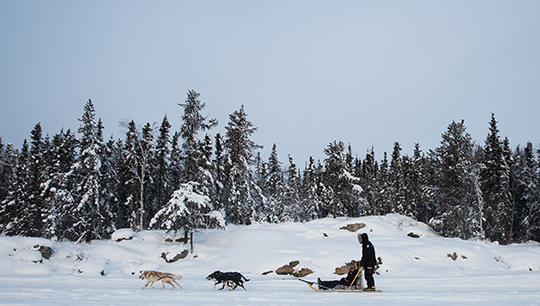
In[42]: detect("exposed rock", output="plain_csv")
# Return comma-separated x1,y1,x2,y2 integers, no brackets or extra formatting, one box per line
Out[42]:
293,268,313,277
339,223,366,232
407,232,420,238
162,249,189,263
334,264,350,275
289,260,300,268
262,270,273,275
447,252,457,261
38,246,52,260
275,264,294,275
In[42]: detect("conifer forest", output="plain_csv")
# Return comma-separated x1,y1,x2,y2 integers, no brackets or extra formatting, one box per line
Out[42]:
1,90,539,245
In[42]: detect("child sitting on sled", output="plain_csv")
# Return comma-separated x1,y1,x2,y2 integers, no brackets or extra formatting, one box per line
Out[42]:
317,260,360,290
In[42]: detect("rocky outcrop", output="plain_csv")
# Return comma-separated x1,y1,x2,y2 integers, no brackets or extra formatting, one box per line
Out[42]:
273,260,313,277
161,249,189,263
339,223,366,232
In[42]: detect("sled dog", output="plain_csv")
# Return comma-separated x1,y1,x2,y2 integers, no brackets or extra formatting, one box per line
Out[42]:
139,270,182,290
206,271,250,291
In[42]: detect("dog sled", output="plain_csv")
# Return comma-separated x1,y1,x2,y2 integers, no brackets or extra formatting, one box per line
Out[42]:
299,268,382,293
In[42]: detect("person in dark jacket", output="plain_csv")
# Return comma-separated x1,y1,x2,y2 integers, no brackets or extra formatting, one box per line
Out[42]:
317,260,360,290
358,233,376,290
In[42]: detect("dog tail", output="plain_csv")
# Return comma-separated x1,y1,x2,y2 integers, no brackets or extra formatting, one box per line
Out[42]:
242,276,250,282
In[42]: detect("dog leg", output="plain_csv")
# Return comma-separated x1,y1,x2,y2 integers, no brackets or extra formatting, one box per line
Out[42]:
172,279,182,289
142,280,153,290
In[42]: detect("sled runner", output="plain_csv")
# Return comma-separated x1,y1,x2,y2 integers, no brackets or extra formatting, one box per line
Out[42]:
299,268,382,293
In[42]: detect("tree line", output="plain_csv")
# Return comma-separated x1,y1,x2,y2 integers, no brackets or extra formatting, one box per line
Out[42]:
1,90,539,245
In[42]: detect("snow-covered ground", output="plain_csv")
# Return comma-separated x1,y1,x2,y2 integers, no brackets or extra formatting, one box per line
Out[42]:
1,215,539,305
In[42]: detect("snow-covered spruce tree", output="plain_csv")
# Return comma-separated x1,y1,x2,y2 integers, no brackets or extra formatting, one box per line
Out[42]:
356,149,379,216
223,105,264,225
119,120,157,231
322,141,363,218
375,152,392,216
411,144,438,224
108,138,131,229
280,154,301,222
99,136,122,232
262,144,282,223
42,129,78,240
66,100,113,242
139,122,156,230
212,133,226,214
481,114,513,244
0,139,30,235
169,131,183,199
149,181,224,245
178,90,217,186
152,115,172,222
432,119,483,240
3,123,48,237
511,142,540,242
300,156,324,221
165,90,220,239
119,120,140,230
0,137,17,208
389,142,408,216
199,134,215,197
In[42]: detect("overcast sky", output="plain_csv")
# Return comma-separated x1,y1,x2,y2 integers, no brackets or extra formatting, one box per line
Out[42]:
1,1,539,165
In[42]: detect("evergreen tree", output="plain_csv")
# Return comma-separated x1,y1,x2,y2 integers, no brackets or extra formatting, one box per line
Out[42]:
120,120,140,230
1,139,30,235
263,144,282,223
153,115,172,221
323,141,362,218
198,133,216,209
3,123,49,237
149,181,224,246
376,152,392,215
280,154,301,222
178,90,217,186
0,137,17,227
300,156,323,221
433,120,483,240
99,136,122,232
42,129,78,239
212,133,226,214
169,131,182,194
411,144,437,224
358,149,379,216
223,105,264,225
389,142,407,215
481,114,513,244
0,137,16,205
63,100,112,242
138,122,155,230
512,142,540,242
167,90,218,239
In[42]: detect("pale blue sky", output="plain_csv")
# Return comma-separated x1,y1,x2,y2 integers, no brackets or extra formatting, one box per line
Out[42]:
1,1,539,164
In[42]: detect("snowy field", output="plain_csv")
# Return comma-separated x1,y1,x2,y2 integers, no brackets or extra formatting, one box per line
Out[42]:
1,215,540,305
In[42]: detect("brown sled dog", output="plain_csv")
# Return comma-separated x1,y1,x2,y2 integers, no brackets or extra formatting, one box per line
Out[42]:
139,270,182,290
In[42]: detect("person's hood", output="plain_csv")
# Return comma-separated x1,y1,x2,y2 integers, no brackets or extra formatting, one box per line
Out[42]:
357,233,370,244
360,233,370,245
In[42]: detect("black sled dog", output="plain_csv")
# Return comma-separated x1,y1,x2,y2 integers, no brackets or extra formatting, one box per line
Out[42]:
206,271,250,291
